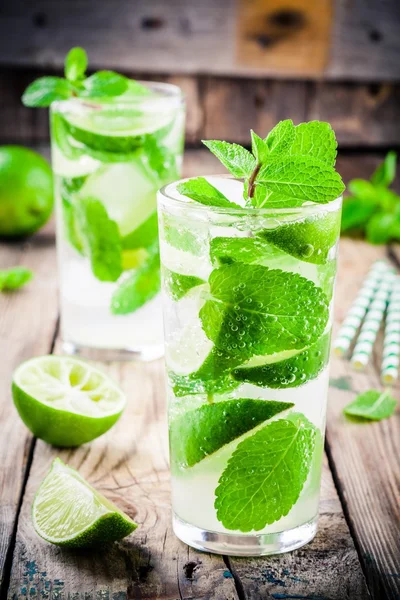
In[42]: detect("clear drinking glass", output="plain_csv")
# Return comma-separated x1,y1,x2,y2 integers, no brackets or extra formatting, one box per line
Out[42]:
51,82,185,361
158,175,342,556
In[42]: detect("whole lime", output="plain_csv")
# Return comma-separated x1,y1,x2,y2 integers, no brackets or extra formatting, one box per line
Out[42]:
0,146,53,238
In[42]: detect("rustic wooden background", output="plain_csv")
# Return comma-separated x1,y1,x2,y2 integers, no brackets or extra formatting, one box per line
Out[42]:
0,0,399,150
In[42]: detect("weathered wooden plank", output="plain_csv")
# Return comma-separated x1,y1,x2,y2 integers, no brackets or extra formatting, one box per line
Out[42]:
228,457,370,599
0,221,58,593
2,69,400,148
327,239,400,600
237,0,333,76
0,0,399,80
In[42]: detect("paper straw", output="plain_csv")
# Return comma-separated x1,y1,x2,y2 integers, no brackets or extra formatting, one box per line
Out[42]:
381,276,400,384
351,268,396,370
333,260,389,357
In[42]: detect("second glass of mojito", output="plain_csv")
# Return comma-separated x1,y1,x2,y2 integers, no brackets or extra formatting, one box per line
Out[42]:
51,82,184,360
158,120,344,555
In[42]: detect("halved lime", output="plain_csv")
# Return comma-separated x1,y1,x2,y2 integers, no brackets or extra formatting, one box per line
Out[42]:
33,458,137,547
12,356,126,447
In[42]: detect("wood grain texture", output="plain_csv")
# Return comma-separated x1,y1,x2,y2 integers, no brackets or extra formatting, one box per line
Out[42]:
7,360,239,600
237,0,333,76
327,239,400,600
0,0,399,80
2,69,400,148
0,221,58,592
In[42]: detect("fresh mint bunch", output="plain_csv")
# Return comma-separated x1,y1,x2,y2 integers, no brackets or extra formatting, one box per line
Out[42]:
177,120,344,210
22,47,147,107
341,152,399,244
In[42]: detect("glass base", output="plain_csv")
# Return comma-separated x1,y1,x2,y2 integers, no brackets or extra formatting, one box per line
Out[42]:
173,513,318,556
62,340,164,362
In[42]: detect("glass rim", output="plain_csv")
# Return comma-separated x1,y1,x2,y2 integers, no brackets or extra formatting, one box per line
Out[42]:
158,174,343,216
51,80,184,110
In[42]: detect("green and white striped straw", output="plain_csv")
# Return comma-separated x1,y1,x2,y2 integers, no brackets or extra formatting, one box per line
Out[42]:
381,276,400,384
333,260,389,357
351,268,396,370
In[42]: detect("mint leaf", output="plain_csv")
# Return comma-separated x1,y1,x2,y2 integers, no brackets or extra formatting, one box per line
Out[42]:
64,47,88,82
177,177,241,208
366,212,397,244
251,130,269,164
200,264,329,361
265,119,295,154
202,140,256,178
122,212,158,251
22,77,74,107
288,121,337,166
77,197,122,282
141,135,178,184
170,399,294,468
111,251,160,314
81,71,129,98
341,196,377,232
371,151,397,188
164,268,205,301
232,332,330,389
60,176,87,253
0,267,33,291
257,155,345,204
215,414,316,531
344,389,396,421
210,236,280,266
259,210,341,265
162,213,202,256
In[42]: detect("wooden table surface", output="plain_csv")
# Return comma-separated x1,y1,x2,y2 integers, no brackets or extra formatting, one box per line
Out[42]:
0,150,399,600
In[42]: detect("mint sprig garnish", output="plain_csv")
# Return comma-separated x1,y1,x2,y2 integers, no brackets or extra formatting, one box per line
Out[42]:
179,120,344,210
177,177,241,209
22,47,148,107
215,414,316,531
0,267,33,292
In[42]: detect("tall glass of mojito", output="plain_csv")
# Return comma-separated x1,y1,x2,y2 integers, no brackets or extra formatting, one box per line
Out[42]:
22,48,185,360
158,120,344,555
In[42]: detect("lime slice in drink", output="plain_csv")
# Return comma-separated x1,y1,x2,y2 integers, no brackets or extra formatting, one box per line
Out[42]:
33,458,137,547
79,162,156,237
259,211,341,265
12,356,126,447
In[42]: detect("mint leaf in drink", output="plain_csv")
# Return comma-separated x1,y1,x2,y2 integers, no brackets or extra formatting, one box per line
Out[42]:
170,399,294,468
122,212,158,251
371,151,397,188
77,197,122,282
141,135,177,184
344,389,396,421
232,332,330,389
22,77,75,107
177,177,241,208
162,213,202,256
81,71,129,99
200,264,329,361
164,268,205,301
259,210,341,265
111,251,160,314
202,141,256,178
64,47,88,82
0,267,33,291
60,176,87,253
257,155,344,204
215,414,316,531
288,121,337,166
210,236,281,266
265,119,295,154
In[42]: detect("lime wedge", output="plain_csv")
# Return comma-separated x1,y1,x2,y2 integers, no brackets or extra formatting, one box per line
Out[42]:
12,356,126,447
33,458,137,547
